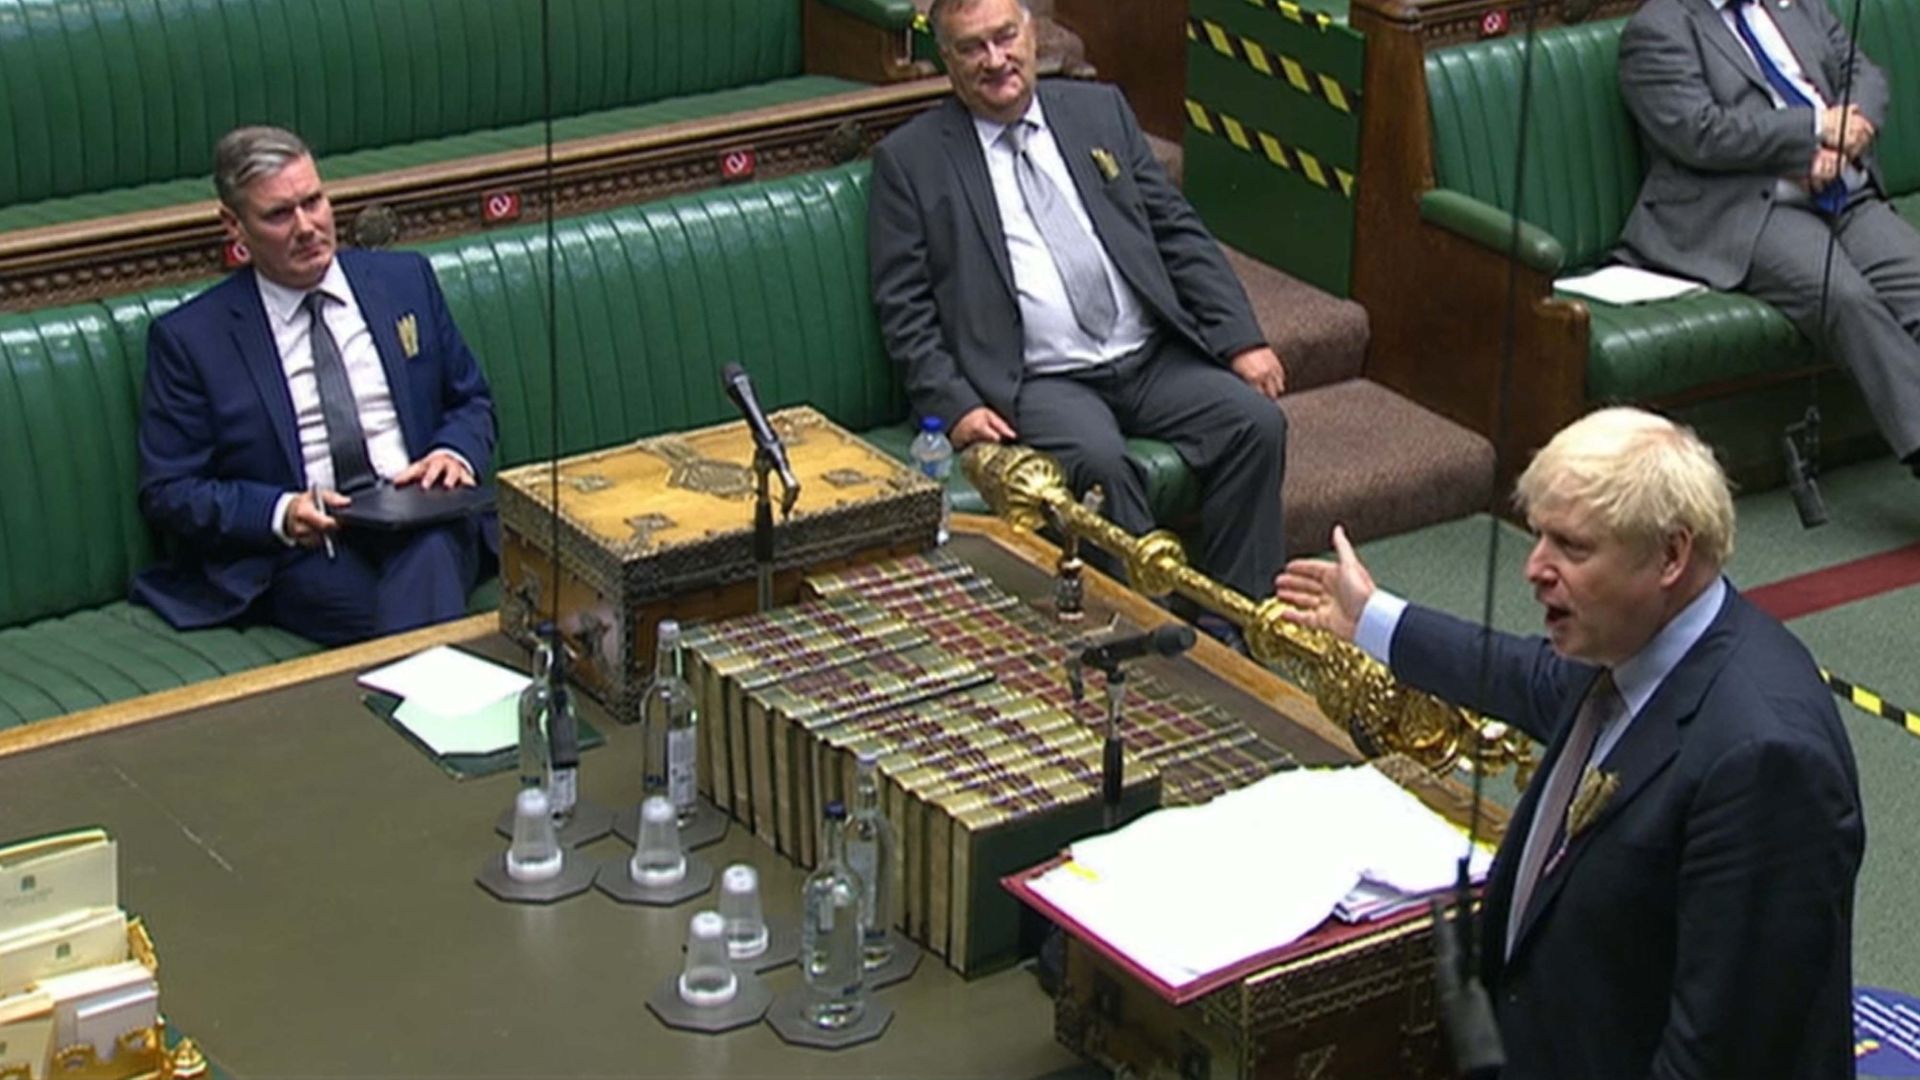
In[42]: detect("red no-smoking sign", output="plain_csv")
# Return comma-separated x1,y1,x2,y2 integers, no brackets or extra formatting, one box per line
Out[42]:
482,190,523,224
720,149,757,181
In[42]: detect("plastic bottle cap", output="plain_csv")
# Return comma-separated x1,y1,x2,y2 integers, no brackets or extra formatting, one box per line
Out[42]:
825,800,848,820
857,749,880,767
642,796,677,824
920,416,943,433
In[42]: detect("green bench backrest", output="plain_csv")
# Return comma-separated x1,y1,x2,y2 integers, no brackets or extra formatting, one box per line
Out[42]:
1853,0,1920,193
1425,18,1643,270
0,0,804,209
0,165,898,626
426,162,898,467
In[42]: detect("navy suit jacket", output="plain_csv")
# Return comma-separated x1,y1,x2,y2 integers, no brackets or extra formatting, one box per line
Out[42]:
868,80,1266,429
1391,587,1861,1079
133,249,495,628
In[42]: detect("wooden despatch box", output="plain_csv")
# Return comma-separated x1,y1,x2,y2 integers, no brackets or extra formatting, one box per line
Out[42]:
1047,757,1503,1078
495,406,943,721
1059,915,1449,1080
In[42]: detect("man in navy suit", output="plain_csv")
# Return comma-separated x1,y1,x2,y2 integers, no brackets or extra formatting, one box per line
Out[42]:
868,0,1287,611
134,126,495,646
1275,407,1861,1079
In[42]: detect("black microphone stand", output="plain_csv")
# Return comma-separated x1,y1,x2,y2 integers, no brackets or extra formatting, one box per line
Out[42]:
1079,654,1129,832
749,444,800,612
752,444,777,612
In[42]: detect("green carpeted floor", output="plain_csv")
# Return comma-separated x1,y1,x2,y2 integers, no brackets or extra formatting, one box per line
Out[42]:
1348,454,1920,1026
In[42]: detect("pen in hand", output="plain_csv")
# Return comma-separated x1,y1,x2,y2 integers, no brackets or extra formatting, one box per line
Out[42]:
310,481,336,561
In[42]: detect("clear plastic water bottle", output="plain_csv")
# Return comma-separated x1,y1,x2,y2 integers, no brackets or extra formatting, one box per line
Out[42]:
800,801,867,1029
909,415,954,545
640,619,699,826
842,750,896,968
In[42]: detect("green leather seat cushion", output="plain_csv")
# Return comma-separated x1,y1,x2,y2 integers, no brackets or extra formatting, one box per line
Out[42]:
0,76,860,232
1568,286,1809,403
0,603,319,729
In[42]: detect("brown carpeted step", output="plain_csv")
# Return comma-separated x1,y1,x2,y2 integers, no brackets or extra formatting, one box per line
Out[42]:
1221,246,1369,392
1280,379,1496,555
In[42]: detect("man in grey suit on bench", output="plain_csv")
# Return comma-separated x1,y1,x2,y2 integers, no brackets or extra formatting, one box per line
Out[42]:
867,0,1289,621
1619,0,1920,473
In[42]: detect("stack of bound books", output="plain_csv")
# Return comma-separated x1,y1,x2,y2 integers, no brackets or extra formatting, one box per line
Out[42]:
680,551,1296,974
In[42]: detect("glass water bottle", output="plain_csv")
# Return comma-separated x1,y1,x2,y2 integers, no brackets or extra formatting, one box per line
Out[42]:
843,750,896,968
800,801,866,1029
640,619,699,825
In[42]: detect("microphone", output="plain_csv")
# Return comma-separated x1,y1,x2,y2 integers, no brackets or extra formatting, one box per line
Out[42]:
1783,408,1828,530
1430,892,1505,1077
720,363,796,492
1079,623,1196,672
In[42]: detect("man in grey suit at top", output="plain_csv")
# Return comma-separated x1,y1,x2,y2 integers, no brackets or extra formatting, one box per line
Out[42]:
1618,0,1920,472
868,0,1289,609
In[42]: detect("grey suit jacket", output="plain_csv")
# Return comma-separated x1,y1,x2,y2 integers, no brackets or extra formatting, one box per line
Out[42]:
1617,0,1888,288
868,80,1265,428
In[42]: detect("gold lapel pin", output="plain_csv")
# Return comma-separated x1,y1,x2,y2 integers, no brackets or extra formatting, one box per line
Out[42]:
1567,767,1621,840
1091,147,1120,182
397,313,420,358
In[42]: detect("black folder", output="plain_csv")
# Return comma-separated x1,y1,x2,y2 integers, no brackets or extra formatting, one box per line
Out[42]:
332,481,496,531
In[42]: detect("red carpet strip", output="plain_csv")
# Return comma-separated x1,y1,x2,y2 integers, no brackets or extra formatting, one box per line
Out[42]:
1746,541,1920,622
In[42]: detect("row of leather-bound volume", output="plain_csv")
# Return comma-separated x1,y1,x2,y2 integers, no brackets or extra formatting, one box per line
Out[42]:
678,552,1294,973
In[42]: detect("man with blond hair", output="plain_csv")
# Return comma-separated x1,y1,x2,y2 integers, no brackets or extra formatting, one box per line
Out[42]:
1275,407,1861,1079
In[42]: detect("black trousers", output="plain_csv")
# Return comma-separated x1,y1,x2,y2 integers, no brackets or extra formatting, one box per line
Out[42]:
1012,335,1287,599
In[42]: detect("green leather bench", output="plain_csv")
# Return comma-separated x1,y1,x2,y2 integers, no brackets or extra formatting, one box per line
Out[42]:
1362,2,1913,483
0,162,1197,729
0,0,914,233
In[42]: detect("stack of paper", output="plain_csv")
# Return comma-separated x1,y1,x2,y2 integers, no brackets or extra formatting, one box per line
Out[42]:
0,829,139,1080
1556,264,1708,305
358,646,531,756
1024,765,1493,992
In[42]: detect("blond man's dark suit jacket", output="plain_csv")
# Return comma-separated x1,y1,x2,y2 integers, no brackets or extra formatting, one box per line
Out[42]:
1392,588,1861,1078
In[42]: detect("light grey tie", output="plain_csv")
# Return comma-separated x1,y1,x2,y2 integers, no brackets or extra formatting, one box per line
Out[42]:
1004,120,1118,341
1506,671,1616,956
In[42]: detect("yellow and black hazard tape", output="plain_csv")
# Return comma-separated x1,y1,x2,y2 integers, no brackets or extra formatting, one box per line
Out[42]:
1821,669,1920,736
1187,18,1359,113
1241,0,1341,32
1184,99,1357,198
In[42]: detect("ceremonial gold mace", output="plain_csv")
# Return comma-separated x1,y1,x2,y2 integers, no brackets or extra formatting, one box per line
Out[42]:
963,443,1535,781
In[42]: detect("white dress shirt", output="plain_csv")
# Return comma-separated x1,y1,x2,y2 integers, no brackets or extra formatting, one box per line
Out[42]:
973,99,1155,374
1709,0,1868,200
256,261,409,542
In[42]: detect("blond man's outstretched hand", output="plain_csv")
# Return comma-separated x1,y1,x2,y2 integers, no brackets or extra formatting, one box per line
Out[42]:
1272,525,1376,643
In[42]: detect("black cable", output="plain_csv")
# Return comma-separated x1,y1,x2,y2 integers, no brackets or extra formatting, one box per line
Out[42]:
542,0,561,635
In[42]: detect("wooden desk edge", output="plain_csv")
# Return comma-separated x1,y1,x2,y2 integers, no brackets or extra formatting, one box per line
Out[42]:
0,613,499,760
0,518,1356,764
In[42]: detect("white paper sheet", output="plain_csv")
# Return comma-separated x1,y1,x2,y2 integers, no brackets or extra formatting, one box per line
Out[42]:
1556,264,1708,305
1026,765,1494,990
391,693,523,757
357,645,529,718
